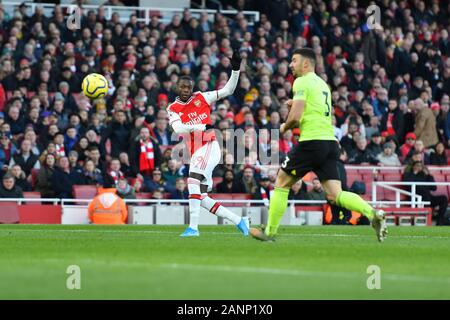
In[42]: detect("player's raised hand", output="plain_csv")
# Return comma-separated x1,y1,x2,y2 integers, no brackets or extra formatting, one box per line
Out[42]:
230,49,243,71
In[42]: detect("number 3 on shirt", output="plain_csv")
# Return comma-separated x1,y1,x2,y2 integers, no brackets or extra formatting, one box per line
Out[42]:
322,91,330,117
282,156,290,169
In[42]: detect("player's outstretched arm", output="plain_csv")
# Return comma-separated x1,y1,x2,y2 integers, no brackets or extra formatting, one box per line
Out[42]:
202,49,242,105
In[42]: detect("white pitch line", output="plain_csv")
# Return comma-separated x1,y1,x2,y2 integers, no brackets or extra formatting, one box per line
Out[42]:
164,263,450,284
1,228,450,240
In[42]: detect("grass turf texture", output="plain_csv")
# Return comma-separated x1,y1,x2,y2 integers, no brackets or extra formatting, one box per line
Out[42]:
1,225,449,299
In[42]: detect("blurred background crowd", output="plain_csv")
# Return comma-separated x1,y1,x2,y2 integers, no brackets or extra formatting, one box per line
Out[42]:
0,0,449,203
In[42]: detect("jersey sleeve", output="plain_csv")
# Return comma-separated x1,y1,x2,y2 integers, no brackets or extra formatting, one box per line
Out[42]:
200,91,219,106
292,77,307,101
167,106,181,125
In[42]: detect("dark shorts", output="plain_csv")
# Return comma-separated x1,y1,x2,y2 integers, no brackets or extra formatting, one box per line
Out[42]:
280,140,340,181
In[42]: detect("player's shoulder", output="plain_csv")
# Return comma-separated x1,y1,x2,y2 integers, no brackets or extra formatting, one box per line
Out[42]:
167,100,181,113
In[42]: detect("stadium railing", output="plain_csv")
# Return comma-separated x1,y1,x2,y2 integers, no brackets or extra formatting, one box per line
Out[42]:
373,181,450,208
0,197,432,225
2,1,260,25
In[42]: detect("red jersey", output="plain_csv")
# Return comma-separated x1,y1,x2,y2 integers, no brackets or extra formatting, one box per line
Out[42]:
167,92,216,155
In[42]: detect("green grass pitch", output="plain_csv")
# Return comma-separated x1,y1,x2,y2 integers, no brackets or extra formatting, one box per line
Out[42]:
1,224,449,299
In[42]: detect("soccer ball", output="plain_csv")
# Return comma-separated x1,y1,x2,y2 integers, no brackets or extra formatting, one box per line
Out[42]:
81,73,108,100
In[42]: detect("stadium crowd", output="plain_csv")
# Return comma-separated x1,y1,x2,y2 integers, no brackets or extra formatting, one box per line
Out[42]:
0,0,449,214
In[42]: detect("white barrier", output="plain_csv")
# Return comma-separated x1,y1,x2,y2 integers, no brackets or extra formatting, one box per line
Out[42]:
128,206,154,225
373,181,446,208
62,205,89,224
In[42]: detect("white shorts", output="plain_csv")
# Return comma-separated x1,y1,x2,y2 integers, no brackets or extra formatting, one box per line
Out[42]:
189,140,221,191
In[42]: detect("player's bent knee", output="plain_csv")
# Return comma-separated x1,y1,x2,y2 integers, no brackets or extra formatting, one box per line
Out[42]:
189,172,205,182
326,194,337,204
275,170,297,189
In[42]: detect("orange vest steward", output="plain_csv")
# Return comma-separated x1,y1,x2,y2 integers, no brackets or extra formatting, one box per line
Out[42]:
88,188,128,224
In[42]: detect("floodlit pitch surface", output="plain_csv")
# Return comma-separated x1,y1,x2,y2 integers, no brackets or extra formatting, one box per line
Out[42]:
0,225,449,299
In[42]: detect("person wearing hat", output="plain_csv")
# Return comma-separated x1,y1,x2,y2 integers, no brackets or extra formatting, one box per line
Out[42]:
157,93,169,108
367,132,383,157
400,132,417,160
59,66,81,93
349,69,369,92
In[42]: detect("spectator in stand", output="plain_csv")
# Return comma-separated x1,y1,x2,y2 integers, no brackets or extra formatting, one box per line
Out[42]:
430,142,448,166
64,126,79,153
380,98,405,144
145,168,170,193
68,150,82,173
52,156,77,198
406,140,431,165
400,132,417,161
116,177,136,200
118,152,133,178
105,158,124,187
82,159,104,186
129,126,162,179
254,175,272,204
348,137,379,165
0,173,24,198
100,110,131,158
235,166,259,194
288,180,307,201
215,169,243,194
9,165,32,192
154,116,174,146
162,159,183,189
170,177,189,200
36,153,56,198
403,161,449,226
378,143,402,166
303,178,327,203
0,133,17,174
367,133,383,158
412,98,439,148
86,146,105,173
9,139,40,177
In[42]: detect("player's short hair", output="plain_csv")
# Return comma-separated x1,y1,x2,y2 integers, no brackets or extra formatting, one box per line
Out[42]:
178,75,193,85
292,48,316,65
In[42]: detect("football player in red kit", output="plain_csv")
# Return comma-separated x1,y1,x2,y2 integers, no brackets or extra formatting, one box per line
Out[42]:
168,50,249,237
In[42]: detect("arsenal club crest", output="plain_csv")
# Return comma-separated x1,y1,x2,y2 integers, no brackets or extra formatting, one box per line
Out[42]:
194,99,201,107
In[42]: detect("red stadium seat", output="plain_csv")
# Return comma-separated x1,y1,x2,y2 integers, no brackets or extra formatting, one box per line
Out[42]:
135,192,153,206
212,177,223,188
0,203,19,224
136,192,152,199
209,193,233,200
72,185,97,200
347,173,362,187
23,192,41,205
231,193,251,207
382,173,403,182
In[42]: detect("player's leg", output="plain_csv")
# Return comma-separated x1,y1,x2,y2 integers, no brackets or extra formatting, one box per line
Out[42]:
181,143,212,236
322,179,387,241
264,169,299,236
318,141,387,241
321,179,374,217
251,143,308,241
198,141,249,235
